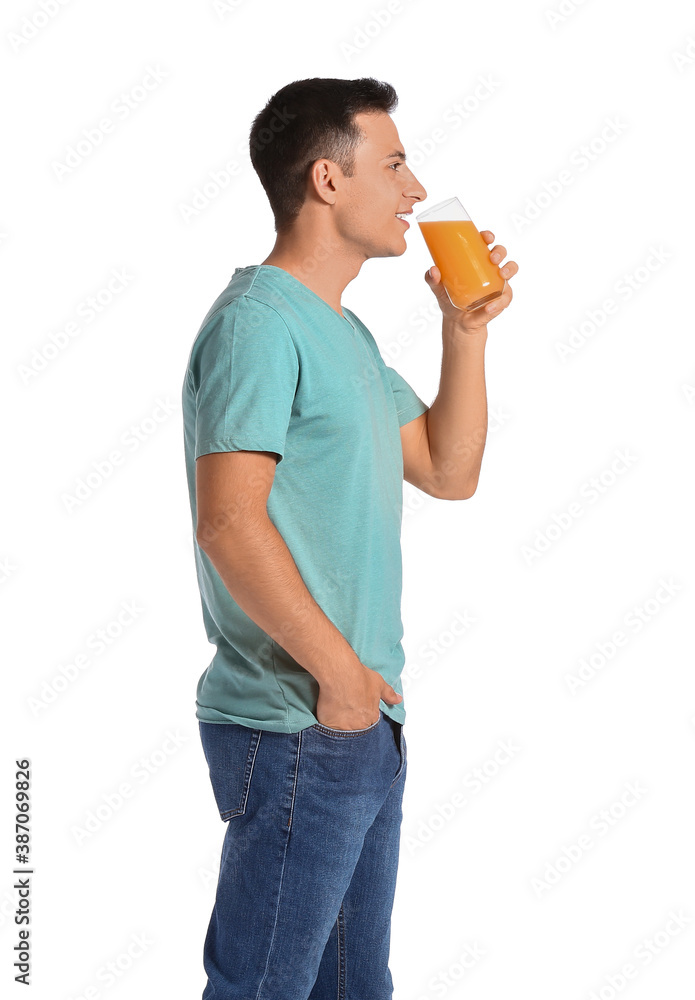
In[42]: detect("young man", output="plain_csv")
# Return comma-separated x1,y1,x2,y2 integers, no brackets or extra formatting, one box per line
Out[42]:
182,77,517,1000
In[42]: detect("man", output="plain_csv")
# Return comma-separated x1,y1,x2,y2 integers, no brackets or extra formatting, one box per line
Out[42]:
182,77,517,1000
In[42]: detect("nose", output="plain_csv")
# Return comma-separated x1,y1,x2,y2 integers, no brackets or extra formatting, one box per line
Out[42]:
405,168,427,205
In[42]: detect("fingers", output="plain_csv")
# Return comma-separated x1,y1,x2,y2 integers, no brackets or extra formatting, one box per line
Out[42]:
481,232,518,278
383,681,403,704
485,284,513,316
427,242,518,284
487,240,519,281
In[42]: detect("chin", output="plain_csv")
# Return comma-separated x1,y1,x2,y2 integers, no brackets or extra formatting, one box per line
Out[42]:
367,241,408,259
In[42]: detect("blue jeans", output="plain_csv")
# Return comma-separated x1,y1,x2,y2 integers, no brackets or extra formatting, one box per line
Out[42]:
198,708,407,1000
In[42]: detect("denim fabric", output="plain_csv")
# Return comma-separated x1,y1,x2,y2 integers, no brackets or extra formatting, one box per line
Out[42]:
198,709,407,999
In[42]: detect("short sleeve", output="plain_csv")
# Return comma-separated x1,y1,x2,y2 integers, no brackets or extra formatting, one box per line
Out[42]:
385,365,429,428
188,296,299,462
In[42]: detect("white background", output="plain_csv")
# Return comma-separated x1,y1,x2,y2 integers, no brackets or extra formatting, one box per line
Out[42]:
3,0,695,997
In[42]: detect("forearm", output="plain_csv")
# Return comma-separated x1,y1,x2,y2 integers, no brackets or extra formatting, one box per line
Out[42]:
198,512,360,687
425,322,488,498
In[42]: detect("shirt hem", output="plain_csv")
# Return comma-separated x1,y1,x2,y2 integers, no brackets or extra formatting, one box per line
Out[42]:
196,699,406,733
396,399,429,428
195,439,284,461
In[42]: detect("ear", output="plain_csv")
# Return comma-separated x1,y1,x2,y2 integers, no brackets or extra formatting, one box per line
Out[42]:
309,158,340,206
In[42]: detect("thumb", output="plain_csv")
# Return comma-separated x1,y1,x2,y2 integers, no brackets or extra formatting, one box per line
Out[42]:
381,682,403,705
424,265,448,301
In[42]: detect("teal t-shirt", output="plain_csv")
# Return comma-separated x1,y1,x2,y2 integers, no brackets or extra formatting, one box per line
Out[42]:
181,264,429,733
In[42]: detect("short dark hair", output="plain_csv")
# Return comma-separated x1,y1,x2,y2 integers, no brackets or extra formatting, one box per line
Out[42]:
249,77,398,234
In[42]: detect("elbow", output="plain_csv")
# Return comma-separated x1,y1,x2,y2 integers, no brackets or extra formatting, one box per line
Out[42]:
196,531,215,550
423,456,481,500
196,510,246,550
437,478,479,501
196,531,220,553
461,477,479,499
413,473,479,501
196,515,232,550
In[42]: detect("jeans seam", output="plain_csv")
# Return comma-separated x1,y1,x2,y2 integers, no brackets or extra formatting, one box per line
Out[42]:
219,728,262,821
286,729,302,832
337,902,346,1000
254,730,301,1000
312,715,382,738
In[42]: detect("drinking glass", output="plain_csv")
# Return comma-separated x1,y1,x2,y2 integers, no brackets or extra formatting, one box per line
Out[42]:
416,197,504,312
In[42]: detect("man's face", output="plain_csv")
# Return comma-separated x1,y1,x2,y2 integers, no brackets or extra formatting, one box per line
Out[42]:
333,111,427,259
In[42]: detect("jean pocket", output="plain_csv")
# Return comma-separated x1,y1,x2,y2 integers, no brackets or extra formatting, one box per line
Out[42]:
390,722,407,787
311,712,382,738
198,721,262,821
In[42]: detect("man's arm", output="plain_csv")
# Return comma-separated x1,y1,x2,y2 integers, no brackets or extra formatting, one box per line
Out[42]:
400,328,488,501
399,229,518,500
195,449,402,728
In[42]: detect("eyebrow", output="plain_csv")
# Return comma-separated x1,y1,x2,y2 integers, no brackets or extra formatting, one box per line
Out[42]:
382,150,407,162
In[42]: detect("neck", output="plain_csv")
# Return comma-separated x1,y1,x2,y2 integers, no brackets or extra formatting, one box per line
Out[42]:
260,224,365,317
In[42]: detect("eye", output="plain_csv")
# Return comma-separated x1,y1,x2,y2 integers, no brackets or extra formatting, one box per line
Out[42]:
389,161,404,170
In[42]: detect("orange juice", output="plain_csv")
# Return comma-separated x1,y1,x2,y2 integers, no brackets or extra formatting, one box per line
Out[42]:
418,219,504,312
